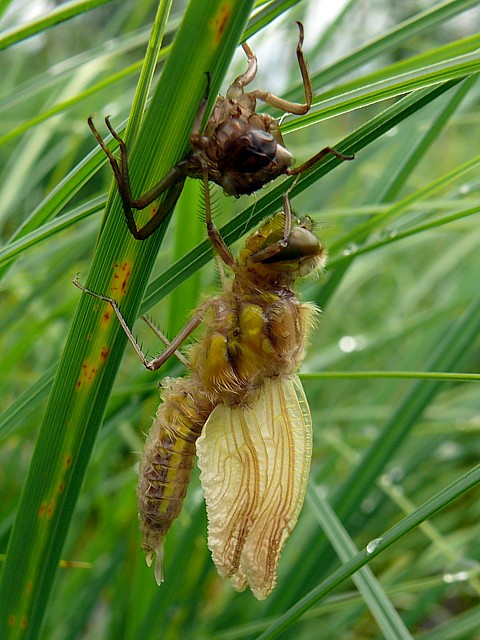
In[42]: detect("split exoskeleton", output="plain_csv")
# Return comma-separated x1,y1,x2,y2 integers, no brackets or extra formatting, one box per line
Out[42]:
89,22,353,239
78,21,354,597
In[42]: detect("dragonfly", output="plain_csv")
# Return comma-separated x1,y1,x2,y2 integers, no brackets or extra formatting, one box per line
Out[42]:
74,187,324,599
89,21,353,240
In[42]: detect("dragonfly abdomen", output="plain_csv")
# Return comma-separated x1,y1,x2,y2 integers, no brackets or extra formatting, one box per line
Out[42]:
137,376,213,584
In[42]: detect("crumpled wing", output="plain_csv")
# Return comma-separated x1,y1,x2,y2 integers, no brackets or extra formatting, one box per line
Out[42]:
196,375,312,600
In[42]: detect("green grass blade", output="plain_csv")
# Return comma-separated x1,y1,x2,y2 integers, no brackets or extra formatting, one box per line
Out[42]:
0,2,255,638
142,81,464,313
1,78,467,441
378,75,478,202
302,33,480,111
279,290,480,608
418,605,480,640
0,365,55,440
335,290,480,523
303,0,480,91
1,3,479,635
0,197,105,269
0,0,113,51
290,51,480,126
307,486,413,640
258,459,480,639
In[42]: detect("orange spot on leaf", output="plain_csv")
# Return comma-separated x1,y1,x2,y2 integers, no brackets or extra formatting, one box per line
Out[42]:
65,454,72,468
210,3,232,44
20,617,28,629
39,502,46,518
111,261,131,298
101,308,112,328
46,499,56,518
8,615,15,626
77,360,99,385
100,346,110,363
58,482,64,493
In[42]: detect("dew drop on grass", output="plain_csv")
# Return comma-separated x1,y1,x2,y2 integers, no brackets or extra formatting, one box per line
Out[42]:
342,243,358,257
366,537,383,554
338,335,357,352
380,227,398,240
443,558,480,584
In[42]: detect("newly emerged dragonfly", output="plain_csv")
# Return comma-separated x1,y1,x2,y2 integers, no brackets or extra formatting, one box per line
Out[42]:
89,22,353,239
74,190,324,599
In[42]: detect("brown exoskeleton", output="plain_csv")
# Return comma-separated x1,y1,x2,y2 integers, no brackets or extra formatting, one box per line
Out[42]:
89,22,353,239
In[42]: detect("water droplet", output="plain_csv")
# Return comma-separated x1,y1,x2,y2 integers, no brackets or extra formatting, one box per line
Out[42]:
161,377,174,390
315,484,328,499
338,334,367,353
361,494,379,514
366,537,383,554
381,467,405,484
436,440,462,461
342,243,358,257
443,559,480,583
459,183,471,195
339,335,357,353
380,227,397,240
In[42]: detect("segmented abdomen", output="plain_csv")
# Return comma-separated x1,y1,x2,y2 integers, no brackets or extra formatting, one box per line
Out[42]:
137,376,213,584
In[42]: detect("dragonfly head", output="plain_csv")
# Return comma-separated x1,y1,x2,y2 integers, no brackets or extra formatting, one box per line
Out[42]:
242,212,326,278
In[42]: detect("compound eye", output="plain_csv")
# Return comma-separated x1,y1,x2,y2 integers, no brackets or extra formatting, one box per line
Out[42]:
227,130,277,171
261,227,321,265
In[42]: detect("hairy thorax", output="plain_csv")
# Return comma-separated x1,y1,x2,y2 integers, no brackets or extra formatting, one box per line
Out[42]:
189,284,317,404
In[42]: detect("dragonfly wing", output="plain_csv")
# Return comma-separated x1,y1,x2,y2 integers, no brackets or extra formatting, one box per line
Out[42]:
197,374,312,599
196,395,261,589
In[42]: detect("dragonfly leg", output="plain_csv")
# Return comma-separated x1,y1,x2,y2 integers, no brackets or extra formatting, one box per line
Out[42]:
89,116,185,240
73,276,206,371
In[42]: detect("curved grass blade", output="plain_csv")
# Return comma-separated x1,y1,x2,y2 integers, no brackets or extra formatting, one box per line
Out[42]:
0,0,113,51
0,76,470,441
0,2,256,639
258,456,480,639
306,487,413,640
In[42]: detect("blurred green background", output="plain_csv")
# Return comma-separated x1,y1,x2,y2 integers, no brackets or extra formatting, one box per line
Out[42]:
1,1,480,638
